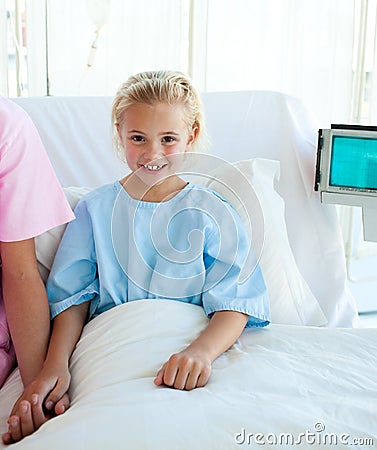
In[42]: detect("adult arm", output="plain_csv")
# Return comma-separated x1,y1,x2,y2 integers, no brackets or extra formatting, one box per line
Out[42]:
1,238,52,445
1,238,79,444
2,301,89,444
1,239,50,386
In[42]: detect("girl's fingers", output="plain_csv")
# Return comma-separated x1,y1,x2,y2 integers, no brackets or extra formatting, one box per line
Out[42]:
45,378,69,411
55,393,70,415
184,368,201,391
154,363,167,386
161,358,179,387
155,356,211,390
196,367,211,388
172,367,189,390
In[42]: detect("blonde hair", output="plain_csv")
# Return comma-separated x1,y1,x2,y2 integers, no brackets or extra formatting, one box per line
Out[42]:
112,70,206,155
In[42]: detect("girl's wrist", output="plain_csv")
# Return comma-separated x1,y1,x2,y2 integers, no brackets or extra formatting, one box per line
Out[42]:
185,339,217,362
43,352,69,372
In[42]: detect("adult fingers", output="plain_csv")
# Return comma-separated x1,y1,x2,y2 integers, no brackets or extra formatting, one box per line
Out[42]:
30,394,48,428
18,401,36,438
1,431,12,445
7,415,22,443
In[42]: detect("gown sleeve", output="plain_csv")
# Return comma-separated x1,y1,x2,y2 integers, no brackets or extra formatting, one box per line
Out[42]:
201,200,270,328
46,198,99,319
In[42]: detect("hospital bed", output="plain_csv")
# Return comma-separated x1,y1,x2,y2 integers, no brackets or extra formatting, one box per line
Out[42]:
1,92,376,449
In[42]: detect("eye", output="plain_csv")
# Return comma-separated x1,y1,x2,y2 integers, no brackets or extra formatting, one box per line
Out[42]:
130,135,145,142
162,135,176,143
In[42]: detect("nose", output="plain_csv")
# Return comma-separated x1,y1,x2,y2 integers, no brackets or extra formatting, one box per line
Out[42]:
144,141,163,161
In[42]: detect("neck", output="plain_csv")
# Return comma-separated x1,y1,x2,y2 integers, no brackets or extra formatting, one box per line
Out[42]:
120,173,188,202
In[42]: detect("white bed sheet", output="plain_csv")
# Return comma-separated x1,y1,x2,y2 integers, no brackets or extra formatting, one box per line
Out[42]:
0,300,375,449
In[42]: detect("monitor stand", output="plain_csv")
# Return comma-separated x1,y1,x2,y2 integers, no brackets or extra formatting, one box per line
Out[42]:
363,208,377,242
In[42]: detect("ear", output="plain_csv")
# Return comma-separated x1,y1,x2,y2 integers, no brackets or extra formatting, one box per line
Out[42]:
115,122,124,147
187,125,199,147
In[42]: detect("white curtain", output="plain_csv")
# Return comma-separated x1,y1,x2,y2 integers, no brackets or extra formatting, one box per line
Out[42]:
2,0,370,128
367,0,377,123
45,0,357,127
205,0,355,127
45,0,190,96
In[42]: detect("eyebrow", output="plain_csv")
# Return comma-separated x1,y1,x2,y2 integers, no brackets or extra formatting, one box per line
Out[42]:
127,129,144,134
127,129,180,135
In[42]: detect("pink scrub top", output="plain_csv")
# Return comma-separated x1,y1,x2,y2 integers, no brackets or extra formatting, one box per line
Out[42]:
0,96,74,387
0,97,74,241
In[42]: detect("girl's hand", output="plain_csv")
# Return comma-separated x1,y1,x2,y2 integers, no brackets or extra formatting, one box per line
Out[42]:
1,366,70,445
154,311,248,391
154,347,212,390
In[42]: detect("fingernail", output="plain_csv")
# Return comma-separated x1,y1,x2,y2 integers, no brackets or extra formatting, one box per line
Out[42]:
20,402,28,413
46,401,54,410
10,417,19,427
2,434,11,445
31,394,39,405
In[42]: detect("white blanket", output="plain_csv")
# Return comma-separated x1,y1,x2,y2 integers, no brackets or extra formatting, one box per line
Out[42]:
1,300,376,449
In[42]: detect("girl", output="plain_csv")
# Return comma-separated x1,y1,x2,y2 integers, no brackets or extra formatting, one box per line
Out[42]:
5,70,269,443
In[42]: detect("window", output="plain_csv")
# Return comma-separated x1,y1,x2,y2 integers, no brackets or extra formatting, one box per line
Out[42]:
1,0,377,127
3,0,28,97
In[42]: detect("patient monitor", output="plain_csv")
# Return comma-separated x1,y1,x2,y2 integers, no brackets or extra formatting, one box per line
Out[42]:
315,124,377,242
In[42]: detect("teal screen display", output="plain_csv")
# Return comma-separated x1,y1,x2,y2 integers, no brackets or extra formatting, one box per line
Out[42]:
330,136,377,190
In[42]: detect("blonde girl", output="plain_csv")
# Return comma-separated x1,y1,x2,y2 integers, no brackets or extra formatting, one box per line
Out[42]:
4,70,269,444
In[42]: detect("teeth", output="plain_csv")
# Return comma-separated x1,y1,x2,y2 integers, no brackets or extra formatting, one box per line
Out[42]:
144,164,164,171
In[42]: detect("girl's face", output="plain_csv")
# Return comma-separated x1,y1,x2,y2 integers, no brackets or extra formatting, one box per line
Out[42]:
117,102,197,188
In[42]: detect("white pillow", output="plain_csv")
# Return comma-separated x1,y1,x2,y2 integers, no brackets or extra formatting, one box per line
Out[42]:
185,155,327,326
35,159,327,326
35,187,92,283
188,158,327,326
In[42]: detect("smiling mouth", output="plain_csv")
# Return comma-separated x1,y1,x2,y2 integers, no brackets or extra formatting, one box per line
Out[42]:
141,163,168,171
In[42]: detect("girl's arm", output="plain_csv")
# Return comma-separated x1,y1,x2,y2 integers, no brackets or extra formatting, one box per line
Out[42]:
154,310,248,390
40,300,90,404
24,300,89,407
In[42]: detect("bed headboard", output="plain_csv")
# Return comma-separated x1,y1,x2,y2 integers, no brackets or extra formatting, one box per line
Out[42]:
12,91,358,327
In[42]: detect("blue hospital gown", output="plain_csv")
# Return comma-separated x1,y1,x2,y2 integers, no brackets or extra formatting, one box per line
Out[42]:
47,181,270,328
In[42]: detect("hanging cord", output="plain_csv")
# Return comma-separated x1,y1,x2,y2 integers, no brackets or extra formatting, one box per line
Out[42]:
85,0,111,68
87,28,101,68
78,0,111,94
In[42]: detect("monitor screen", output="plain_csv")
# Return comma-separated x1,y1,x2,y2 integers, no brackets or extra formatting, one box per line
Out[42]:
329,135,377,191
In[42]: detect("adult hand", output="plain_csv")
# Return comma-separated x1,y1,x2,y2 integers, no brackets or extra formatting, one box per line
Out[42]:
1,367,70,445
